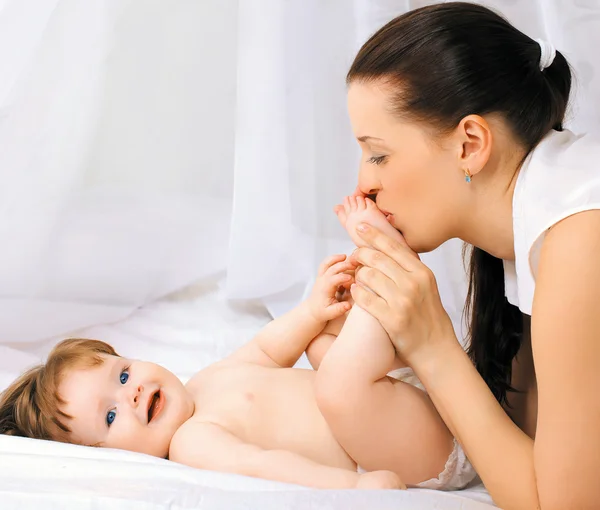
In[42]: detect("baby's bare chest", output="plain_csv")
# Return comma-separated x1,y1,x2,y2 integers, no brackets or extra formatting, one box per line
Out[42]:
189,364,325,443
186,363,354,468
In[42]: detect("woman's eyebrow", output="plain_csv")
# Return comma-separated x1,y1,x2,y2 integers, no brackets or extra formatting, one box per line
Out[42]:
357,135,384,142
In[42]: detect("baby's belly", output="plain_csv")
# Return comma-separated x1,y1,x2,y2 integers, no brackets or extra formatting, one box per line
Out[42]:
235,368,356,470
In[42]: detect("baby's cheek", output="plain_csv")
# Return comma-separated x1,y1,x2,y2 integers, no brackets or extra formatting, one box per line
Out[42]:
110,421,146,452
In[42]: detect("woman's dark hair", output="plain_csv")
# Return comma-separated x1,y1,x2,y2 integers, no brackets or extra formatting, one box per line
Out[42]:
347,2,572,404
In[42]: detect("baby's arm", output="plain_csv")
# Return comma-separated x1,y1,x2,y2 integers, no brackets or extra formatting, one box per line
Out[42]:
230,255,353,368
169,421,402,489
231,303,329,368
305,312,348,370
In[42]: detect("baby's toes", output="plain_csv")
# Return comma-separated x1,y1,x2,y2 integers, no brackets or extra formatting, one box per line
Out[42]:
349,195,359,212
336,207,348,227
356,195,367,211
365,196,378,211
344,195,352,214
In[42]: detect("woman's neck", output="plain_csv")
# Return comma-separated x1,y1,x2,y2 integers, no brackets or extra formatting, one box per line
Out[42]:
457,138,526,261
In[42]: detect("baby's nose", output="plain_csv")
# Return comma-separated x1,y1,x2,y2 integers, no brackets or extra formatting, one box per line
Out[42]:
131,384,144,406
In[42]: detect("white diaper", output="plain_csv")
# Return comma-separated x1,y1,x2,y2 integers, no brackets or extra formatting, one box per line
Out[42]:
357,367,478,491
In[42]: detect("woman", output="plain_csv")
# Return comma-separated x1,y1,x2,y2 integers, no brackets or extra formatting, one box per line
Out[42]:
344,2,600,509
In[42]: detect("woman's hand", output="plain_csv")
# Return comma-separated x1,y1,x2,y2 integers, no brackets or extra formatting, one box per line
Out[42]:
348,222,458,368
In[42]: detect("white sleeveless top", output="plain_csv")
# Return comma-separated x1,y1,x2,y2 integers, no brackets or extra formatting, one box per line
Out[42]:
504,129,600,315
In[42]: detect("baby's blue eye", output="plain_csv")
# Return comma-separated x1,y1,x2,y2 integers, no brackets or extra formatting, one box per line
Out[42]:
120,370,129,385
106,410,116,426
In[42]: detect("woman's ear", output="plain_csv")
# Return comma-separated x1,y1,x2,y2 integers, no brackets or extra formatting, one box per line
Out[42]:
455,114,492,177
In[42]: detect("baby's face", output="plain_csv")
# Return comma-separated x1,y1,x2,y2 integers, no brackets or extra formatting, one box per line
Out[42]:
59,355,194,458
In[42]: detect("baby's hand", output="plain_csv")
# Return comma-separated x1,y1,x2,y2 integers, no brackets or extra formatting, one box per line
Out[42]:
307,254,354,322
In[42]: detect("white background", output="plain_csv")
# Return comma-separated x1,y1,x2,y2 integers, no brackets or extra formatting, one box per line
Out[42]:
1,0,599,345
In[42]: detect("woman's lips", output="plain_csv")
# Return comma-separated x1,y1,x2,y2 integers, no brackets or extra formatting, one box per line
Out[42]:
380,209,400,231
378,206,394,224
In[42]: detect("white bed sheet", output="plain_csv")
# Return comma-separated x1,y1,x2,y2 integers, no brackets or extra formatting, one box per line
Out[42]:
0,279,496,509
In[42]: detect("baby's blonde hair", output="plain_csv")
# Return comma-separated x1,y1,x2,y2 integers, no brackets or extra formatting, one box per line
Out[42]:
0,338,118,442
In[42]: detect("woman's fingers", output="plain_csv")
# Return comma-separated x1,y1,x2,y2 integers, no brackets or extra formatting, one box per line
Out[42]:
349,246,406,284
350,243,438,312
354,223,420,268
354,265,404,305
350,283,389,325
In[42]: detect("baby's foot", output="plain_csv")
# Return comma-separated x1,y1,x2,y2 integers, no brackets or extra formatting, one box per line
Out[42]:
335,195,405,248
356,470,406,490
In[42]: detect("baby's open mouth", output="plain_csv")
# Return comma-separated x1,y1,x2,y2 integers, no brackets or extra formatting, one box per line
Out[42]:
147,389,164,423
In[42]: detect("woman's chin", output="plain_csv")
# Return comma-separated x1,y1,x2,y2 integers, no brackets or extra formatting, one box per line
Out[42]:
402,233,440,254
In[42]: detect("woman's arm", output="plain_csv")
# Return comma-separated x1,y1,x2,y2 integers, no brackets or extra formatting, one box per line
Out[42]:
529,210,600,509
416,340,539,509
348,214,600,509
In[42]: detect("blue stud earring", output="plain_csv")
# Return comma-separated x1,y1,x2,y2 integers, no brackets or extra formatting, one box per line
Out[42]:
464,168,472,183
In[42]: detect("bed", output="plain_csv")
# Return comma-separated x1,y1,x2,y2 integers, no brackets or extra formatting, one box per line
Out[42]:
0,278,496,509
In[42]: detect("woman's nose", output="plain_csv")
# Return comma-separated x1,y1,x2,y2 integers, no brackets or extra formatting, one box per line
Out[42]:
358,166,380,197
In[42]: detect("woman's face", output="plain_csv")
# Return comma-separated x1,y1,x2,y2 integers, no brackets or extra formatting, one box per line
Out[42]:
347,81,467,253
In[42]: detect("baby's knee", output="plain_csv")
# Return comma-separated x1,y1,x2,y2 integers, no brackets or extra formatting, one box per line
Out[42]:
315,363,370,420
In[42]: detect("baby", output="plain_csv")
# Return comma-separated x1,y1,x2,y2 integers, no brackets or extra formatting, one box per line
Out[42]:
0,196,476,490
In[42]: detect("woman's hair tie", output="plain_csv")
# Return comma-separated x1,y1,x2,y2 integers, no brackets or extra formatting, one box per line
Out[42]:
535,38,556,71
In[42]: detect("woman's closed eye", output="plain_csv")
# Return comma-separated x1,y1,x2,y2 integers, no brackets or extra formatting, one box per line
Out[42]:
106,366,131,427
367,155,387,165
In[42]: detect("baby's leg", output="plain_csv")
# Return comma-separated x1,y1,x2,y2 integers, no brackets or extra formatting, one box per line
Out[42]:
315,305,453,485
318,196,452,485
310,195,401,372
306,333,335,370
335,196,407,370
315,301,453,485
318,196,452,484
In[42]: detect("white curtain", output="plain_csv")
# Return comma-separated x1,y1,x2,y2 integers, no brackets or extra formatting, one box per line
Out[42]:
1,0,599,344
0,0,237,342
228,0,600,337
